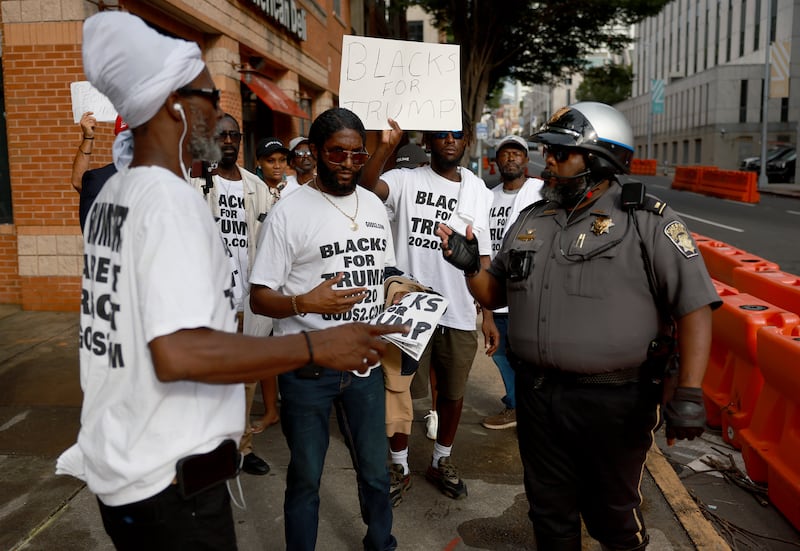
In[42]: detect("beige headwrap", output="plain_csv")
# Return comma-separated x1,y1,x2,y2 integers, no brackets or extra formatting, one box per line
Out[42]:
82,12,206,129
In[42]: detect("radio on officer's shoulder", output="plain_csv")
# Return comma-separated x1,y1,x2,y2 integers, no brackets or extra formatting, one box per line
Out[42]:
508,249,534,281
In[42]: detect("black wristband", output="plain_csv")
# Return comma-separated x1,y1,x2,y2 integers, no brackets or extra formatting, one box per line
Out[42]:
301,330,314,364
82,136,94,140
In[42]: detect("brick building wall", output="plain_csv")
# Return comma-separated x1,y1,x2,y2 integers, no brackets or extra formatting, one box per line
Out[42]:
0,0,351,311
3,19,98,311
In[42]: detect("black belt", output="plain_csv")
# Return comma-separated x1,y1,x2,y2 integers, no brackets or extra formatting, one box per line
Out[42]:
512,356,641,386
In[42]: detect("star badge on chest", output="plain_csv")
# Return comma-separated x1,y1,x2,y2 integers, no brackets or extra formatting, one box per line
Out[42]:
591,217,615,236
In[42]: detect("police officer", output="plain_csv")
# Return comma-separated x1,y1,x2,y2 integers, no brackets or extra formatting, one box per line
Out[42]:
436,102,721,551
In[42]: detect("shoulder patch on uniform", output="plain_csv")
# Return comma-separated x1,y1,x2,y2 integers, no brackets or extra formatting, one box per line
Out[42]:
664,220,698,258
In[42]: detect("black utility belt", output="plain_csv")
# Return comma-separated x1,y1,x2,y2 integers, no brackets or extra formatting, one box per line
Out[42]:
514,357,641,386
175,439,240,500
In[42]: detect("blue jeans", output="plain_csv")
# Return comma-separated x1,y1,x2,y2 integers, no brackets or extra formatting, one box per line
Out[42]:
278,367,396,551
492,315,516,409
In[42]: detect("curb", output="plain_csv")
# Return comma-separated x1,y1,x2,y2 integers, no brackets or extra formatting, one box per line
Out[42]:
646,444,732,550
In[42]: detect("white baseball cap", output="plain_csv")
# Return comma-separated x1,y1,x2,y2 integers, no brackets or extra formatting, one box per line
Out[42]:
495,135,528,154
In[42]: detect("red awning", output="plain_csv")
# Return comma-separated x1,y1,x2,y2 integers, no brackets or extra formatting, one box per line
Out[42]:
241,72,309,119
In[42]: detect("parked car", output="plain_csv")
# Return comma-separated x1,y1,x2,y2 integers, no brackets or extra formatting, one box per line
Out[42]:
766,147,796,183
740,145,794,172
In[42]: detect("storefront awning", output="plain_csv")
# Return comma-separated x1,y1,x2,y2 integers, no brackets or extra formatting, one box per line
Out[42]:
241,72,309,119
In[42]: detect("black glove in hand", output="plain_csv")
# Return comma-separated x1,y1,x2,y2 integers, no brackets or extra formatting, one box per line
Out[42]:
664,387,706,441
442,228,480,275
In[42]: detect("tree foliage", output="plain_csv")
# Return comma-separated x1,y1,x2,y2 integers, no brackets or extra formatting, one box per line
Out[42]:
396,0,668,128
576,63,633,104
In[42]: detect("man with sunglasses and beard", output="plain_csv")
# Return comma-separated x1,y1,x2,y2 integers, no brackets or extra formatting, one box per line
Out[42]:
60,14,404,550
436,102,720,551
192,113,272,477
360,116,492,502
249,107,398,551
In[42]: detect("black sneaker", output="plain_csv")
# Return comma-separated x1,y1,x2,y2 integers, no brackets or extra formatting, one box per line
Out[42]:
389,464,411,507
425,457,467,499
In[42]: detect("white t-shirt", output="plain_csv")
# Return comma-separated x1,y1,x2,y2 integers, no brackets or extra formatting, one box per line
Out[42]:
381,166,492,330
56,166,243,507
503,177,545,238
249,184,396,373
215,176,248,310
489,177,543,314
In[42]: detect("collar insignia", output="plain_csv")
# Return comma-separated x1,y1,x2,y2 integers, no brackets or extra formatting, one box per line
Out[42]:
517,228,536,241
591,217,615,236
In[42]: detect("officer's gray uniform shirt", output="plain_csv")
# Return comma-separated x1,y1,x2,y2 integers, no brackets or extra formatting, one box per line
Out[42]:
489,184,720,374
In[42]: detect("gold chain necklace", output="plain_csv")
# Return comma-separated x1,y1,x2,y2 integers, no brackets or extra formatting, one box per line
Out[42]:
313,181,359,231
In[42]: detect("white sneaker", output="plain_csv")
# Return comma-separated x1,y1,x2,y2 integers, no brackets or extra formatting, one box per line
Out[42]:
424,410,438,440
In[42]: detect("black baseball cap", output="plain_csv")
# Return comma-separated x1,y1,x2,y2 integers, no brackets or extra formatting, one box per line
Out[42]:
256,137,289,158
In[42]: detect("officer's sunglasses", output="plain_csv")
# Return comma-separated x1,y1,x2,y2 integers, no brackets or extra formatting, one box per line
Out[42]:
543,145,575,163
323,148,370,167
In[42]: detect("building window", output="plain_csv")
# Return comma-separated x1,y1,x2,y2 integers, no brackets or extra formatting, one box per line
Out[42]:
754,0,761,51
695,139,702,163
781,97,789,122
682,140,689,164
333,0,341,17
770,0,777,41
739,0,746,57
726,0,733,62
739,79,748,123
407,21,423,42
715,1,720,65
672,141,678,165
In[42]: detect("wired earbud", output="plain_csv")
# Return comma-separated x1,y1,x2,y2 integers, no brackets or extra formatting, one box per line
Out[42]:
173,103,183,112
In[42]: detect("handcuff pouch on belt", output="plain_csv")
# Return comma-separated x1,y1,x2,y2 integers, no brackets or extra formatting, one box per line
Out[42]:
642,333,680,405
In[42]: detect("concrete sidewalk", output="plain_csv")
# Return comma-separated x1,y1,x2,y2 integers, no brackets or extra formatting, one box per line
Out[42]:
0,304,793,550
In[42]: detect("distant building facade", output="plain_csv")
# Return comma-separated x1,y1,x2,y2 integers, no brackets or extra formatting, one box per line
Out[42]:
617,0,798,174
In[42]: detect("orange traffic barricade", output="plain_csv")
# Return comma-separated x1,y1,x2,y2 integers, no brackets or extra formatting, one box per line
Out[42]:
738,325,800,530
702,279,739,428
697,240,779,286
731,267,800,317
701,292,799,448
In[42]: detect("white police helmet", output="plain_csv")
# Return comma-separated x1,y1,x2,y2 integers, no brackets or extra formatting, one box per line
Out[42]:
533,101,634,175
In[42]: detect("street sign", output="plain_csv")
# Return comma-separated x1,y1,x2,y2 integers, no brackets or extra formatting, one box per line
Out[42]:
476,122,488,140
651,79,665,115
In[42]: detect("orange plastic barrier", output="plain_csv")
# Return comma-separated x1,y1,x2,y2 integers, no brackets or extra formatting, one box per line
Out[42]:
702,279,740,427
739,326,800,530
696,240,779,286
701,292,799,449
672,166,714,192
630,158,657,175
695,168,760,203
731,267,800,317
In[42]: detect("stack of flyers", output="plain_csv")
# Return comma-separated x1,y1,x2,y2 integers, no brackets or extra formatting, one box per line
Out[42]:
370,292,449,361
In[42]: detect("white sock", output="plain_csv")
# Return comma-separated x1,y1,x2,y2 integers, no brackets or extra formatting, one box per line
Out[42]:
390,447,409,475
432,442,452,468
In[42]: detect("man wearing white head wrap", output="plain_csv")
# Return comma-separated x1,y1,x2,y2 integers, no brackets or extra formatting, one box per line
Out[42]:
57,11,404,550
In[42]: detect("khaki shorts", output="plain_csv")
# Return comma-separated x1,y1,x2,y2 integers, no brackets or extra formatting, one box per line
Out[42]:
411,327,478,401
382,345,414,436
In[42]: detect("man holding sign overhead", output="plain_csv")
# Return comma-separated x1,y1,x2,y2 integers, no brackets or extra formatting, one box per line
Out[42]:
360,115,492,501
